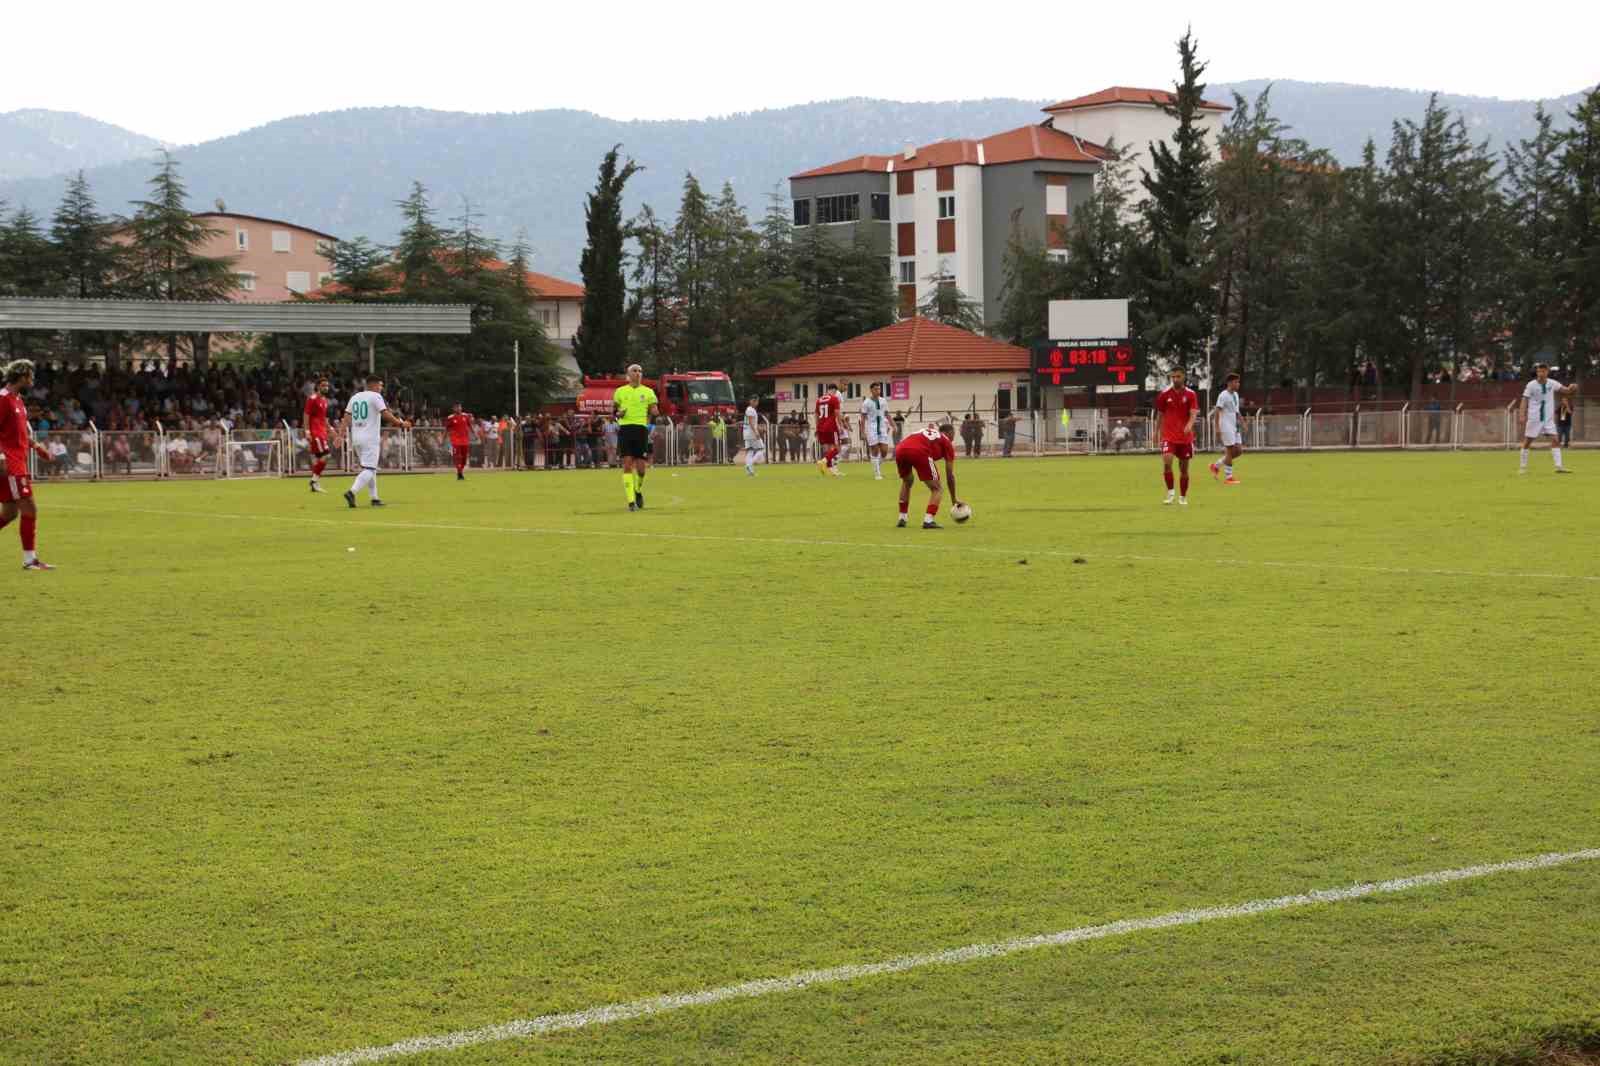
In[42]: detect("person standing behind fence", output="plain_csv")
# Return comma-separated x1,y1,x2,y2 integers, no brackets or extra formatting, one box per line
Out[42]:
1000,410,1018,457
0,360,55,570
742,397,766,476
446,402,474,480
1518,364,1577,475
302,376,333,493
614,364,658,511
338,375,411,508
1557,392,1573,450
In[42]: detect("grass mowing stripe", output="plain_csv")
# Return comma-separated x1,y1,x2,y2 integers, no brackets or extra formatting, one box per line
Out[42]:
51,502,1600,584
297,847,1600,1066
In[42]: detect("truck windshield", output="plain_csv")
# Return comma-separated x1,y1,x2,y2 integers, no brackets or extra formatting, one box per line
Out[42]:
687,379,735,405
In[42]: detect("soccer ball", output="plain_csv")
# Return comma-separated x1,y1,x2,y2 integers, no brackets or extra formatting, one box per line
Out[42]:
952,502,973,523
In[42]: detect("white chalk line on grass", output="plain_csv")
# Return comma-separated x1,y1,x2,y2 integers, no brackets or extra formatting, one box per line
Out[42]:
52,503,1600,585
297,848,1600,1065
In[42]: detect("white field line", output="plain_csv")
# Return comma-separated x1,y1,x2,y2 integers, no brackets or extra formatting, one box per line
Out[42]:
297,848,1600,1066
51,503,1600,584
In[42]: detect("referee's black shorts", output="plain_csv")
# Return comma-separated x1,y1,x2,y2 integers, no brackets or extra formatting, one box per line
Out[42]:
618,424,650,459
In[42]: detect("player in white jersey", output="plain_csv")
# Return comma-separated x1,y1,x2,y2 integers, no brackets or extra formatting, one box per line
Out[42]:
1518,363,1577,474
1208,373,1244,485
335,374,413,507
741,398,766,476
859,382,893,480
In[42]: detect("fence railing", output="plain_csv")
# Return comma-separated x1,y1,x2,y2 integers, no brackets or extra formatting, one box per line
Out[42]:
25,401,1595,482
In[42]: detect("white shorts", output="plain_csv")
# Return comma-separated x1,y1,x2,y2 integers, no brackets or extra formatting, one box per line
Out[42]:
1219,425,1242,448
356,442,380,469
1525,419,1557,439
743,434,765,453
865,427,890,448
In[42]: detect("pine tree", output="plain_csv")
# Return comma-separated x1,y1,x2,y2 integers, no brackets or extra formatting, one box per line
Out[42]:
393,181,451,298
1555,85,1600,380
626,204,677,374
325,236,393,297
1502,106,1568,375
1133,29,1217,376
671,173,714,364
916,269,986,332
0,206,58,357
48,172,126,366
1062,140,1138,302
125,151,238,369
573,146,641,376
994,214,1067,347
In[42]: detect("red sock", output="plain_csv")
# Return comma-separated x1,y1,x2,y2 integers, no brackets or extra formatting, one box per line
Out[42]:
926,500,940,517
312,458,326,477
20,514,36,551
1180,474,1190,496
827,447,839,466
1164,469,1175,490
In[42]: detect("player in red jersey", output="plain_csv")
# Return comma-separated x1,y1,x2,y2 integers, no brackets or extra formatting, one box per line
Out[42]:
894,422,964,529
302,375,332,492
1154,367,1200,506
444,402,476,480
0,360,55,570
814,383,845,477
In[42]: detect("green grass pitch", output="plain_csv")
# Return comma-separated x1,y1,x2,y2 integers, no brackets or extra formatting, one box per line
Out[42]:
4,451,1598,1065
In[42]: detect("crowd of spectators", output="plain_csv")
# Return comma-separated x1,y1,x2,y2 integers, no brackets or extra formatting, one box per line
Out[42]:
23,358,322,435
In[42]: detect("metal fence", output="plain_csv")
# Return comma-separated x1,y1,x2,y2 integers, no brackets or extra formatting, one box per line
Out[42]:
24,401,1599,483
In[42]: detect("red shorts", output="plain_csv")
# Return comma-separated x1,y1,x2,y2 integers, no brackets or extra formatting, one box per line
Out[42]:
0,471,33,503
896,454,937,483
1162,440,1194,461
815,426,838,446
452,444,470,464
308,434,331,457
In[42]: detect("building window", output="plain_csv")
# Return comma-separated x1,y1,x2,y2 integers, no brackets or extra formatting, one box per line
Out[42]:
870,193,890,220
793,199,811,226
815,194,860,225
936,166,955,191
898,261,916,285
235,271,256,292
794,383,809,400
285,270,311,294
538,309,553,326
845,382,862,399
1047,250,1070,263
936,218,956,254
272,230,292,253
938,195,956,219
1016,381,1032,410
896,170,914,196
235,229,249,251
1046,184,1069,215
897,222,915,256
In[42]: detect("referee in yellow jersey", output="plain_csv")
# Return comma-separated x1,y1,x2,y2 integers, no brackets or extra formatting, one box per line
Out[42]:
613,364,659,511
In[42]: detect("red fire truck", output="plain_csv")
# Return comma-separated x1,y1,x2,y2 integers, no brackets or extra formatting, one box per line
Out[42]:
574,371,738,422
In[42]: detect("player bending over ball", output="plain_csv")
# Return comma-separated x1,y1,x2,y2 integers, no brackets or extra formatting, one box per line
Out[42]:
337,375,411,508
302,376,333,493
742,397,765,476
614,364,659,510
445,402,476,480
1209,372,1244,485
0,360,54,570
1155,367,1199,506
894,423,964,529
1518,364,1577,475
815,383,844,477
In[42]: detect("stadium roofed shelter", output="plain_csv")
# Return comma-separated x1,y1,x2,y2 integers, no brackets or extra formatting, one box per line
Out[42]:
0,297,472,371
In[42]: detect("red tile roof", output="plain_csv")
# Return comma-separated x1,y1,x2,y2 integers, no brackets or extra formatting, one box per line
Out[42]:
792,125,1106,180
755,317,1030,378
1042,86,1232,113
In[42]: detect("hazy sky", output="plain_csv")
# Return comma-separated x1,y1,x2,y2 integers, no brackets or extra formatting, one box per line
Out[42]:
7,0,1597,144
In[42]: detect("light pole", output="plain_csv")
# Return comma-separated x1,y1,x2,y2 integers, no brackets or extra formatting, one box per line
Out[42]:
513,340,521,421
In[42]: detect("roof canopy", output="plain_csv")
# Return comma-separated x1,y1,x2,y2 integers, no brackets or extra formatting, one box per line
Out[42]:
0,297,472,334
756,317,1030,377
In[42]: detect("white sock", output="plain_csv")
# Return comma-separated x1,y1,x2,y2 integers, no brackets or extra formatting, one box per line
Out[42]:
1223,464,1233,476
350,470,371,495
899,510,908,520
23,549,36,564
1552,447,1563,468
1520,448,1530,468
368,471,380,500
872,456,882,476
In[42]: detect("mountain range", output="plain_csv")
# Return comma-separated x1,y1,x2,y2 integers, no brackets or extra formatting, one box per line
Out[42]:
0,81,1589,280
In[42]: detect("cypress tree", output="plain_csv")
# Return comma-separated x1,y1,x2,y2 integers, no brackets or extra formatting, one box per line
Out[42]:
572,145,641,376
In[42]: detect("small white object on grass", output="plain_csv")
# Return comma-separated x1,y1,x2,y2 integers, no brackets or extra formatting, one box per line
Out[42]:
347,547,356,553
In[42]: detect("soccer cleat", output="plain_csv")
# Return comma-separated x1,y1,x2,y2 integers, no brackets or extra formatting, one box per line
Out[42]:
370,499,386,508
1163,490,1175,505
343,490,356,509
874,474,884,481
746,467,755,477
457,472,465,481
1209,461,1221,480
817,459,827,475
1555,467,1573,474
922,520,942,530
634,492,644,510
628,501,637,512
1224,476,1241,485
896,517,907,528
22,559,55,571
1178,496,1188,506
831,467,845,477
310,481,325,493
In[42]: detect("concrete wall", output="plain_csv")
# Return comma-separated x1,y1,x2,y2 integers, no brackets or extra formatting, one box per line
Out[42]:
769,370,1033,423
790,171,893,255
191,214,336,302
978,163,1098,326
1047,104,1227,204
